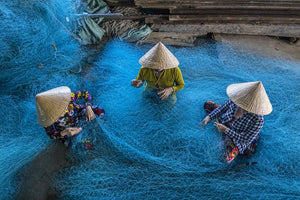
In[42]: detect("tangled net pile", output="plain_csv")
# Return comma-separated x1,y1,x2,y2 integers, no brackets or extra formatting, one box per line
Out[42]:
0,0,91,198
1,0,300,200
55,41,300,199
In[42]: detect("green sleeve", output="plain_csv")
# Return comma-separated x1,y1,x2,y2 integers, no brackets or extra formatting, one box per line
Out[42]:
172,67,185,92
136,67,144,81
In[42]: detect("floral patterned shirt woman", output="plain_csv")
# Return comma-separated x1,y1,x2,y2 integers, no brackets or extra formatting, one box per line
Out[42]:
44,91,105,143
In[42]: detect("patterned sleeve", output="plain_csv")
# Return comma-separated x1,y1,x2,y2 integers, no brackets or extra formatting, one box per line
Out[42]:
208,99,231,119
226,115,264,153
71,91,92,106
44,123,66,140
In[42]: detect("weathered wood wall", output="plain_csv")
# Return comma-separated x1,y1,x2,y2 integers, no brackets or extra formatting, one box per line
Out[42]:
136,0,300,23
106,0,300,46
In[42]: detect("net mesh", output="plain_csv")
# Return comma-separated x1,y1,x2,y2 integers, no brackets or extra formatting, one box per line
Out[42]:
0,0,88,198
54,41,299,199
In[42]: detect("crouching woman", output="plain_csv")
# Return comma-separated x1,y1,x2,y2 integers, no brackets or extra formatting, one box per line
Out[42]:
35,86,105,143
200,81,272,163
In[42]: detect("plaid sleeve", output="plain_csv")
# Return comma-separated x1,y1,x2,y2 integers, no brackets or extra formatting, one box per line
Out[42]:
208,99,231,119
226,115,264,153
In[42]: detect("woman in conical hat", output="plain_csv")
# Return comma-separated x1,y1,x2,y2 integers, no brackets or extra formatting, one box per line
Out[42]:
36,86,105,144
199,81,272,163
131,42,185,101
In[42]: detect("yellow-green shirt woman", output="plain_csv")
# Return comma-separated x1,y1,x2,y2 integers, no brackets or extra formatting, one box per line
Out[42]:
132,66,185,100
131,42,185,100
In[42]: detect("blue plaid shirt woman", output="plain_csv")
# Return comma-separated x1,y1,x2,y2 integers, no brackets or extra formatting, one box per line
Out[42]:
200,81,271,163
208,100,264,154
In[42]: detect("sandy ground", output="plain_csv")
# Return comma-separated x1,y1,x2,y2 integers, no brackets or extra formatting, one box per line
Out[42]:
214,34,300,62
15,142,71,200
15,35,299,200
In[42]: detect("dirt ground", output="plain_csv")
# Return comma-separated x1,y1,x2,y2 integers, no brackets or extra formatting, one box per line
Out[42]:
15,142,71,200
214,34,300,62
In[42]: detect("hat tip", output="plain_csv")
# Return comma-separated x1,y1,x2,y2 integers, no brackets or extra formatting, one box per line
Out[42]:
256,81,263,88
158,41,164,46
252,81,263,88
35,93,43,101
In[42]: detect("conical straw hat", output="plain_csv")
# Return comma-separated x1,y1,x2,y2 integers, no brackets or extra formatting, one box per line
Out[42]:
226,81,272,115
139,42,179,69
35,86,71,127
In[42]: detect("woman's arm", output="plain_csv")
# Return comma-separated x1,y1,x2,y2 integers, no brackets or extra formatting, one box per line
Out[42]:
208,99,232,119
136,66,145,82
44,124,66,140
45,124,82,139
173,67,185,92
132,67,145,88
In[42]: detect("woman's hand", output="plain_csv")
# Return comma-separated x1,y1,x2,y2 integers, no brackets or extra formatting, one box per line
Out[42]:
198,115,211,128
86,106,96,122
131,79,144,88
158,87,174,100
61,127,82,136
214,122,228,133
202,116,211,125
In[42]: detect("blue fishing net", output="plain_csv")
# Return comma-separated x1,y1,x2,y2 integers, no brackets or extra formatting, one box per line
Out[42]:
53,41,300,199
0,0,88,198
1,1,300,199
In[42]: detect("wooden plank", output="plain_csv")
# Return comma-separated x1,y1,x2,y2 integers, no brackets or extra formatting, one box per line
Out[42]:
135,0,300,3
169,15,300,24
136,1,300,4
175,4,300,9
144,15,169,23
135,1,300,8
135,0,300,38
135,0,300,5
170,9,300,15
151,23,300,37
136,4,300,9
137,5,300,10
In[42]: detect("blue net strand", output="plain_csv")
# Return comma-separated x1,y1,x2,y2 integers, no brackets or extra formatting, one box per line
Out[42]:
1,0,300,199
